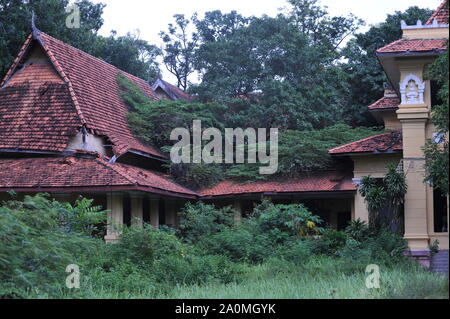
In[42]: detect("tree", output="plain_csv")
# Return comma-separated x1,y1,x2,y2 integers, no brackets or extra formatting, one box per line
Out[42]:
424,48,449,194
94,31,161,82
0,0,105,79
159,14,198,90
0,0,161,81
341,6,434,126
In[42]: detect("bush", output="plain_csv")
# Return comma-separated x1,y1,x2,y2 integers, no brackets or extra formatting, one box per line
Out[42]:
345,219,371,242
0,194,102,298
253,200,323,242
312,229,348,255
177,202,235,244
274,238,313,264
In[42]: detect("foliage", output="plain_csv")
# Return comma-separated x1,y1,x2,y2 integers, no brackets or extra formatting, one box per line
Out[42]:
424,48,449,194
0,0,161,81
159,14,198,90
0,194,102,297
344,219,371,242
311,229,348,255
359,164,407,231
341,6,433,126
177,202,235,244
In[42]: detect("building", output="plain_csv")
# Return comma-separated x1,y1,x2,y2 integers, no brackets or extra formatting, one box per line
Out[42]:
152,78,193,101
0,2,448,266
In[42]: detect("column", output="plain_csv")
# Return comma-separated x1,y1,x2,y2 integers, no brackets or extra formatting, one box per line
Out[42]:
233,200,242,224
401,119,430,252
130,194,143,228
105,193,123,243
150,197,160,229
353,191,369,223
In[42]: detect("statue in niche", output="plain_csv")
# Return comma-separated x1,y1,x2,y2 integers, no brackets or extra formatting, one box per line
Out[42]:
400,74,425,105
406,80,420,104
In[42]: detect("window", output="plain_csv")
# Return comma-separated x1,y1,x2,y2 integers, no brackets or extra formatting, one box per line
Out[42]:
433,188,448,233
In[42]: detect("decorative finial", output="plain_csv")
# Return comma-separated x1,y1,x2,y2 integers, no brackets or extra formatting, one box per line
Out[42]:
31,11,41,37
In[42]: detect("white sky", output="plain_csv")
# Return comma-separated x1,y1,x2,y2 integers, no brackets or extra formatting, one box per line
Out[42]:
90,0,442,83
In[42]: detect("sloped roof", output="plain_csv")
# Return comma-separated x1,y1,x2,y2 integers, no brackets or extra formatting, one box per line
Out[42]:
376,39,447,54
0,82,81,152
426,0,449,24
0,156,196,197
328,131,403,155
368,96,400,110
1,31,165,159
152,78,193,101
200,171,356,197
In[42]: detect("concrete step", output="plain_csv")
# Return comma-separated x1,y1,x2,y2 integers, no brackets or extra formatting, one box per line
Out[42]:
431,250,449,275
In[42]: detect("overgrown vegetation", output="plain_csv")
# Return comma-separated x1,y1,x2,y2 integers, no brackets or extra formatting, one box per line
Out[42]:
359,164,407,232
1,194,447,299
119,73,384,188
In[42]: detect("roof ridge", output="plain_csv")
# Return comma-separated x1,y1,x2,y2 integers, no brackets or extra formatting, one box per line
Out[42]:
38,32,155,94
94,157,137,185
34,32,87,125
0,34,33,87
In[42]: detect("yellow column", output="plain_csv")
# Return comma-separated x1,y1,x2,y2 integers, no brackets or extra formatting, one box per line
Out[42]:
150,197,160,229
353,191,369,223
105,193,123,243
130,195,143,228
400,119,430,251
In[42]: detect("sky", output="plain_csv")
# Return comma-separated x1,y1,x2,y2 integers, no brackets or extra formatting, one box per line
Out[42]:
90,0,442,83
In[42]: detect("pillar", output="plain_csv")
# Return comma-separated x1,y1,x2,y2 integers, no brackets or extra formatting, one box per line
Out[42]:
150,197,160,229
233,200,242,224
401,119,430,253
105,193,123,243
353,191,369,223
130,195,143,228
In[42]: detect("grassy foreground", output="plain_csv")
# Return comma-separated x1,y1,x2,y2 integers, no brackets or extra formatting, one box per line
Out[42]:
29,257,448,299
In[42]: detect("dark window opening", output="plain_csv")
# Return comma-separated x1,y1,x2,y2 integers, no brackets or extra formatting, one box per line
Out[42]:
431,80,443,107
337,212,351,231
434,188,448,233
123,195,131,227
143,198,150,224
159,199,166,226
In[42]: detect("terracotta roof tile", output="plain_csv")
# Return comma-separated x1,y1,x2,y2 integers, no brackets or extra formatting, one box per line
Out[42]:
426,0,449,24
1,32,165,159
368,96,400,110
0,156,196,197
0,82,81,152
377,39,447,54
329,131,403,155
200,171,356,197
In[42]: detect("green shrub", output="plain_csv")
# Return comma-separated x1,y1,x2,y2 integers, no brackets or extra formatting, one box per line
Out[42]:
312,229,348,255
345,219,371,242
253,200,323,242
177,202,235,244
274,239,313,264
0,194,102,297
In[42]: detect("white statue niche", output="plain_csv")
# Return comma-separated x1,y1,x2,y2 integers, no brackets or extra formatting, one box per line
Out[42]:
400,74,425,105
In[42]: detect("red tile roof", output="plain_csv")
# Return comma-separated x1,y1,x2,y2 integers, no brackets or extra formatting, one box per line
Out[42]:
328,131,403,155
376,39,447,54
200,171,356,197
1,31,165,159
152,79,193,101
0,82,81,152
368,96,400,110
0,156,196,197
426,0,449,24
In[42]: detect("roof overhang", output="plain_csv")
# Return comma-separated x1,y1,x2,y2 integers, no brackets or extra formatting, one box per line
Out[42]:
376,50,445,95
